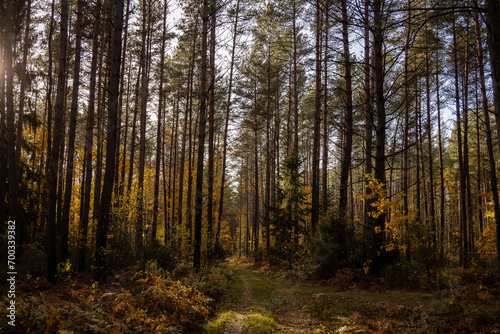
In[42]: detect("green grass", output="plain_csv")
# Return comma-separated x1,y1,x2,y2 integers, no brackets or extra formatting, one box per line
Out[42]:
242,309,278,334
204,310,238,334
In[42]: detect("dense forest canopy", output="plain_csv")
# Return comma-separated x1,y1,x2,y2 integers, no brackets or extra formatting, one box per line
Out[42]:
2,0,500,284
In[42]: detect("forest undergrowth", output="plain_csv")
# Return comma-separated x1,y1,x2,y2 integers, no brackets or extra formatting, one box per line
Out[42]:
1,255,500,333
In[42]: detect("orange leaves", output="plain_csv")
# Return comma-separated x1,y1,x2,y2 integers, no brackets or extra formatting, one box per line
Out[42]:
0,266,224,333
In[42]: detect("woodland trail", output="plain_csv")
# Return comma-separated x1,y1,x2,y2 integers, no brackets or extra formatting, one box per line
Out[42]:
207,262,315,333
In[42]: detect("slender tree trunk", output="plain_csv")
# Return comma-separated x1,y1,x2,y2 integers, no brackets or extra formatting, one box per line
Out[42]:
93,17,107,224
186,19,198,247
403,0,411,261
60,0,83,260
137,0,151,253
94,0,124,282
193,0,209,272
14,1,31,241
170,96,180,247
153,0,167,242
78,0,102,272
435,51,445,257
475,81,484,236
363,0,374,245
127,65,141,194
265,45,272,252
339,0,353,219
453,19,468,267
178,20,196,251
115,0,130,198
322,3,329,215
372,0,386,274
207,2,217,256
217,0,239,249
463,28,474,254
425,37,436,250
414,82,422,226
476,9,500,269
254,116,260,260
485,0,500,268
46,0,68,282
311,0,321,233
45,0,56,164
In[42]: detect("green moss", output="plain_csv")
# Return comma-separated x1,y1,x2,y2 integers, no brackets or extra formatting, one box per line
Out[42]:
242,309,278,334
204,310,238,334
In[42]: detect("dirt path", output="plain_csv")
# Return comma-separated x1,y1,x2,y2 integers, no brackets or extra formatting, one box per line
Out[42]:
208,263,315,333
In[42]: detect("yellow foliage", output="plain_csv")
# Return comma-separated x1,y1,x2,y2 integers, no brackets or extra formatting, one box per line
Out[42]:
359,174,415,251
476,224,497,263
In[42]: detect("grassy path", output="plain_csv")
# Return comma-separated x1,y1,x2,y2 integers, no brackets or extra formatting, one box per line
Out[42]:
206,261,500,333
205,263,314,333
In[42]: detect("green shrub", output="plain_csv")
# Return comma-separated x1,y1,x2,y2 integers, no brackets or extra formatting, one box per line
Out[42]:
142,240,177,272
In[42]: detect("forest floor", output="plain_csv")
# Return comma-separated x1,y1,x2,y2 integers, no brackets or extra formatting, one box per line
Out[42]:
206,259,500,333
1,255,499,333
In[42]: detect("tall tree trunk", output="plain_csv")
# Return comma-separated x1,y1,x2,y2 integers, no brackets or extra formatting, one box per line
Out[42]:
253,116,260,260
14,0,32,242
311,0,321,233
46,0,68,282
339,0,353,219
154,0,167,242
435,50,445,257
453,19,468,267
115,0,130,198
93,17,108,226
136,0,151,253
45,0,56,169
94,0,124,282
170,95,180,247
424,35,436,250
186,19,198,248
485,0,500,269
363,0,374,246
78,0,102,272
127,65,142,194
61,0,83,260
322,3,329,215
403,0,411,261
372,0,386,274
476,7,500,269
207,2,216,256
217,0,239,249
193,0,209,272
463,27,474,255
265,45,272,252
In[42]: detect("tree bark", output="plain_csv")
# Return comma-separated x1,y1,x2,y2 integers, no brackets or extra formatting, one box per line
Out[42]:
78,0,102,272
339,0,353,219
136,0,151,253
217,0,240,249
476,8,500,269
311,0,321,232
453,19,468,267
207,1,217,256
46,0,68,282
372,0,386,274
193,0,209,272
61,0,83,261
322,3,329,215
94,0,124,282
